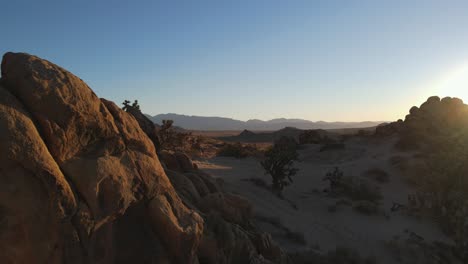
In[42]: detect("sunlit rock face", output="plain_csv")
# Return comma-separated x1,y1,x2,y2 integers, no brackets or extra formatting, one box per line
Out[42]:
0,52,288,264
0,52,203,263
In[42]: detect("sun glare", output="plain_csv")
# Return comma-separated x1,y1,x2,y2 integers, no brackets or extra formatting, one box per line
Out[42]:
435,63,468,103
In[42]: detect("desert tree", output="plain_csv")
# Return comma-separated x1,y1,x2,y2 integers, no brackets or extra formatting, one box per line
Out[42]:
158,119,175,150
323,167,344,191
261,136,299,193
122,99,140,112
122,100,131,111
161,119,173,130
131,100,140,111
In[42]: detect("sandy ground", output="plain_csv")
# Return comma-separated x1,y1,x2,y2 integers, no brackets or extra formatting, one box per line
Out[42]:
196,136,450,263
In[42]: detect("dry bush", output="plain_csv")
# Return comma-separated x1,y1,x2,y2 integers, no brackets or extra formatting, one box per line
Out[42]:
299,130,323,144
217,142,248,158
217,142,261,158
156,119,205,155
405,137,468,261
323,167,382,203
261,136,299,192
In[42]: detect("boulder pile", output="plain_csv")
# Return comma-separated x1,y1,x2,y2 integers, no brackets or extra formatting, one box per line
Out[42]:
0,52,287,264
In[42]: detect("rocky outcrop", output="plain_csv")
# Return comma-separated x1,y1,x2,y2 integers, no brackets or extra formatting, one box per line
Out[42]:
0,52,288,264
375,120,404,136
124,106,161,150
159,150,196,173
0,81,80,263
160,153,289,264
0,52,202,263
375,96,468,150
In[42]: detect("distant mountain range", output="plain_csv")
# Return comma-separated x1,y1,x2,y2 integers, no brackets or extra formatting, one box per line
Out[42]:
148,113,385,131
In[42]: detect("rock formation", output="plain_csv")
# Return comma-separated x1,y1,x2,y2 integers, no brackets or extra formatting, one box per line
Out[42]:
0,52,287,263
375,96,468,150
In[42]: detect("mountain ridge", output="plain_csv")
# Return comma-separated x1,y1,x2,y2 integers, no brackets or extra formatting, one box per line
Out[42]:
149,113,386,130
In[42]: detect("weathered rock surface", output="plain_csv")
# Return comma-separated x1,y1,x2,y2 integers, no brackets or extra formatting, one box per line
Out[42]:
0,52,203,263
125,106,161,150
0,52,288,264
0,82,80,263
160,153,288,264
159,150,197,173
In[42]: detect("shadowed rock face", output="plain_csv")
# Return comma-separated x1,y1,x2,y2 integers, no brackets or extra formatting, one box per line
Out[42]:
376,96,468,148
0,52,203,263
0,52,288,264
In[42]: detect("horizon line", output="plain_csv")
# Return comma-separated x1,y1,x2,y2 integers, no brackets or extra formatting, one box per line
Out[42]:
148,112,389,124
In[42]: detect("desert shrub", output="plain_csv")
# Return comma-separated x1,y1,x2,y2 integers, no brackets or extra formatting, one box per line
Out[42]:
261,136,299,192
158,119,176,150
363,168,390,183
299,130,322,144
155,119,196,152
323,167,382,203
407,144,468,260
323,167,344,190
218,142,249,159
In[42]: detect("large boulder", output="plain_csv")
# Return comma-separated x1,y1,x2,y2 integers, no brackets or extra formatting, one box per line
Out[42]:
159,150,196,173
165,169,201,205
0,84,81,263
375,96,468,150
198,213,262,264
0,52,288,264
0,52,203,263
199,192,252,226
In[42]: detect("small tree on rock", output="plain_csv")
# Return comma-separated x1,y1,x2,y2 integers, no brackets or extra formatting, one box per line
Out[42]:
122,99,140,112
261,136,299,193
122,100,131,111
131,100,140,111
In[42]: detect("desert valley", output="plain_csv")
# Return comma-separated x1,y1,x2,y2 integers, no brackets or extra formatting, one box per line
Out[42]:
3,1,468,263
0,52,467,263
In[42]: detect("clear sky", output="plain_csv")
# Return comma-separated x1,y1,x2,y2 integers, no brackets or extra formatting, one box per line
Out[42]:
2,0,468,122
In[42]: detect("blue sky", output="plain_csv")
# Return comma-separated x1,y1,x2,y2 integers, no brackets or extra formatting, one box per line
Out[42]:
2,0,468,121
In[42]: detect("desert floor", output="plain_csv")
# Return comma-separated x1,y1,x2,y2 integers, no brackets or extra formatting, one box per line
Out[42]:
196,136,450,263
